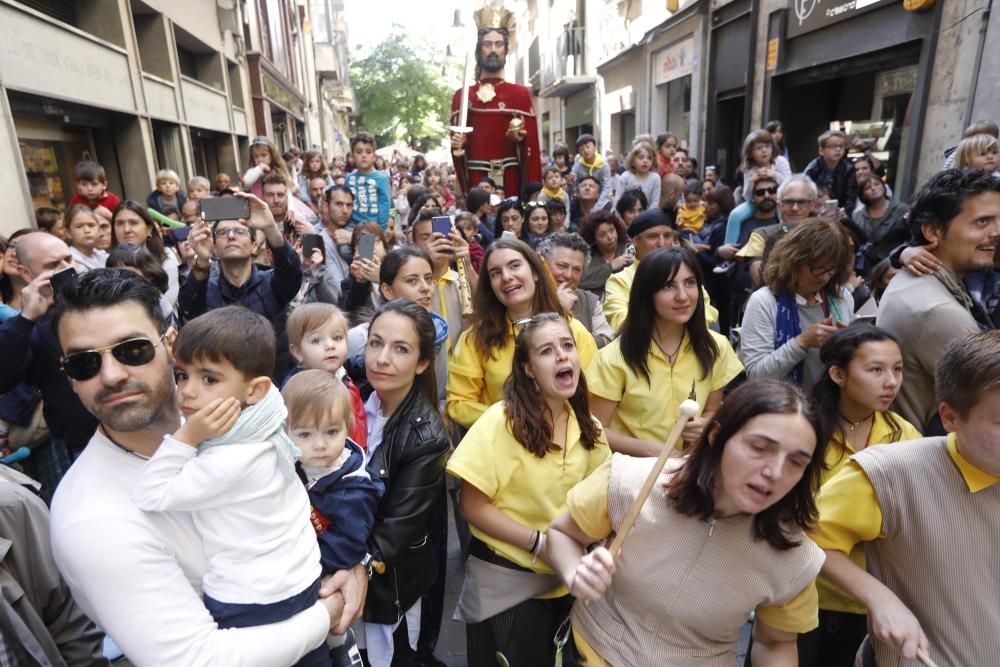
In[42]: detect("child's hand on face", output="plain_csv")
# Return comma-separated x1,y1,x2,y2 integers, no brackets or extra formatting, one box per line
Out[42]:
93,205,113,222
174,398,241,447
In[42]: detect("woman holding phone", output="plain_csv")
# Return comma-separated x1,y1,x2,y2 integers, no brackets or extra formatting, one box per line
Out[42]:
447,314,610,665
339,223,389,318
362,300,450,667
739,218,855,388
446,239,598,429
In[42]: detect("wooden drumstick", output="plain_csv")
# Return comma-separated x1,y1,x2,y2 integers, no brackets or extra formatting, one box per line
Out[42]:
607,395,700,557
916,648,939,667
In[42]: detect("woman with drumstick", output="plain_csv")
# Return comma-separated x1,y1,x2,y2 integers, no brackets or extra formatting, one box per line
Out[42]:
446,238,598,429
586,247,743,456
546,378,830,665
447,313,610,665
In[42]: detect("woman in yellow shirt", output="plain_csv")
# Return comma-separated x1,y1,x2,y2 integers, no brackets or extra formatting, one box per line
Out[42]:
587,247,743,455
447,313,611,666
800,323,920,665
446,238,598,429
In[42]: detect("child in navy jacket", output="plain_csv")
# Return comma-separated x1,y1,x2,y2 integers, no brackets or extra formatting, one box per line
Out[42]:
283,370,383,664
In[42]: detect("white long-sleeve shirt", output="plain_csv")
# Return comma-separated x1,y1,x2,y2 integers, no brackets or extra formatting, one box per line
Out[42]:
132,435,320,604
51,430,329,666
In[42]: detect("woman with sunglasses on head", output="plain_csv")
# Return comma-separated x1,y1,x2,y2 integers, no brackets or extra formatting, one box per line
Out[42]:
361,300,450,667
522,201,553,249
795,323,920,666
447,313,610,666
111,201,180,310
587,248,743,456
546,378,829,666
739,218,855,388
446,239,598,430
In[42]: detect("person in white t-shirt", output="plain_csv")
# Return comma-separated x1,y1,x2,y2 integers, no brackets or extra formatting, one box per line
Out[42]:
64,205,108,273
49,269,368,666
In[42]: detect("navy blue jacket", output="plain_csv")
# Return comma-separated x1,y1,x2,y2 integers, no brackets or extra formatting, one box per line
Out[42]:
804,157,858,213
0,312,97,455
297,440,383,574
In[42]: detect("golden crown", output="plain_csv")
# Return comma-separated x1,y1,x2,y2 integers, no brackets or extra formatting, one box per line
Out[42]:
474,5,515,32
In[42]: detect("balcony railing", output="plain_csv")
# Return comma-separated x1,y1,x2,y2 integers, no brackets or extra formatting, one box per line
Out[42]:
540,25,587,90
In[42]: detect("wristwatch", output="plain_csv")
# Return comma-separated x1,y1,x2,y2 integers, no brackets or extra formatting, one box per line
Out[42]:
360,553,375,580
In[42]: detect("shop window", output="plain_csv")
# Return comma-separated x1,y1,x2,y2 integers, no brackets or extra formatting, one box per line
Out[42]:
190,130,221,181
19,137,93,210
152,120,186,183
666,76,692,144
130,0,172,81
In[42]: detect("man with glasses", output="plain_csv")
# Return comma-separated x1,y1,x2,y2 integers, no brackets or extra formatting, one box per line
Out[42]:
0,232,93,495
47,269,365,665
177,192,301,380
735,174,819,286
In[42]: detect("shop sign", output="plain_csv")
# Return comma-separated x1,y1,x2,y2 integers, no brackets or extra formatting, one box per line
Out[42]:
788,0,899,38
654,38,696,86
766,39,780,72
262,74,304,118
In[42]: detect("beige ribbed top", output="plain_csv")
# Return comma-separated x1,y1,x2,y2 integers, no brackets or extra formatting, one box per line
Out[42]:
571,454,824,666
857,437,1000,667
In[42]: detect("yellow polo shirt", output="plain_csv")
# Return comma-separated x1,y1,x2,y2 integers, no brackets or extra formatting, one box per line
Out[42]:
734,231,768,259
812,432,1000,593
813,412,921,614
585,332,742,446
447,402,610,588
446,317,597,429
566,460,818,640
603,261,719,332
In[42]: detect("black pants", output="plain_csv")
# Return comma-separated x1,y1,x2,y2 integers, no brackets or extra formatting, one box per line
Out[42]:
465,540,574,667
797,610,868,667
416,484,449,658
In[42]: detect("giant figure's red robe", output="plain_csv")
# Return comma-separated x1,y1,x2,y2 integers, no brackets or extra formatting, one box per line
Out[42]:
450,75,542,197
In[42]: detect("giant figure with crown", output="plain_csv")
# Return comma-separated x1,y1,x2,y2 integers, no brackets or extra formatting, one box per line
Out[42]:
450,5,542,197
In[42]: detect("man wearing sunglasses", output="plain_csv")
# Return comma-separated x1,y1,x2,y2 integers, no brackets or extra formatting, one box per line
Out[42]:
48,269,366,664
0,232,95,495
178,191,302,380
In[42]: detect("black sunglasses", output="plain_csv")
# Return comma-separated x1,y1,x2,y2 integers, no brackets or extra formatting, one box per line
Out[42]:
62,335,166,381
754,186,779,197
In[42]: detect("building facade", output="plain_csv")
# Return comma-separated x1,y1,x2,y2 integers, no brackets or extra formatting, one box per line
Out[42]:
309,0,355,157
0,0,255,236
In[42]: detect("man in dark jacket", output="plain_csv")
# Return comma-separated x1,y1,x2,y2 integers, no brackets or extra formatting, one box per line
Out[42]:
0,232,93,495
178,193,301,379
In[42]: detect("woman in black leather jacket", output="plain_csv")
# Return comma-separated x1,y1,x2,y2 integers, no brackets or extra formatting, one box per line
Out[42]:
361,299,451,666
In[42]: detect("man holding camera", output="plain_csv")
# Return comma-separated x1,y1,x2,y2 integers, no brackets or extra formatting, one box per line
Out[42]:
0,232,89,495
177,192,301,379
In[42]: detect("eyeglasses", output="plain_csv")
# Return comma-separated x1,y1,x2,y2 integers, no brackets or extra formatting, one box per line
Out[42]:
213,227,251,239
62,335,166,381
809,265,838,277
754,186,779,197
780,198,814,208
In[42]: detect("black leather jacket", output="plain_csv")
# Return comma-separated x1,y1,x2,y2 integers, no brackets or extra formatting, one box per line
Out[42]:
364,384,450,624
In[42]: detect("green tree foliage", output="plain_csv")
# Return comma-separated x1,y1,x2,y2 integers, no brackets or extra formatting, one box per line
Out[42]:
350,28,455,152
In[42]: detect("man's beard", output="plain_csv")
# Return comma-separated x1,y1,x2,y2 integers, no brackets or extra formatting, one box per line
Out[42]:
477,51,505,73
90,374,174,433
756,200,777,214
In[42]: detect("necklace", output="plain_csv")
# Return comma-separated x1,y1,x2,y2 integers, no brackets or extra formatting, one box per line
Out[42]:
107,434,151,461
838,411,874,432
656,334,685,365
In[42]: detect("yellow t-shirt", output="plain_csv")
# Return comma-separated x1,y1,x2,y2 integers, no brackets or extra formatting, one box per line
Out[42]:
446,402,610,584
735,230,767,259
813,412,921,614
603,261,719,332
677,202,706,233
585,332,743,446
812,432,1000,592
445,317,597,428
566,460,818,635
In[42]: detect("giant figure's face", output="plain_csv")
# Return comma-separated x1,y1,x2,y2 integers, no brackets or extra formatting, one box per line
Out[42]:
477,29,507,73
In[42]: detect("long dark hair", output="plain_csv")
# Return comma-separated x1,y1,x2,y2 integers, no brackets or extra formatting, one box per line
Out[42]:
368,299,439,409
106,243,169,294
471,239,566,359
620,248,718,383
503,313,602,457
668,378,829,550
811,324,904,467
111,200,166,261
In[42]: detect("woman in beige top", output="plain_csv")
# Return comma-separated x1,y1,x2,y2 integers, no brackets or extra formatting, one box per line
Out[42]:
546,378,830,666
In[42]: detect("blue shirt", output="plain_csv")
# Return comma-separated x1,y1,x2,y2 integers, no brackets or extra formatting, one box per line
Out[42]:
345,170,391,228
